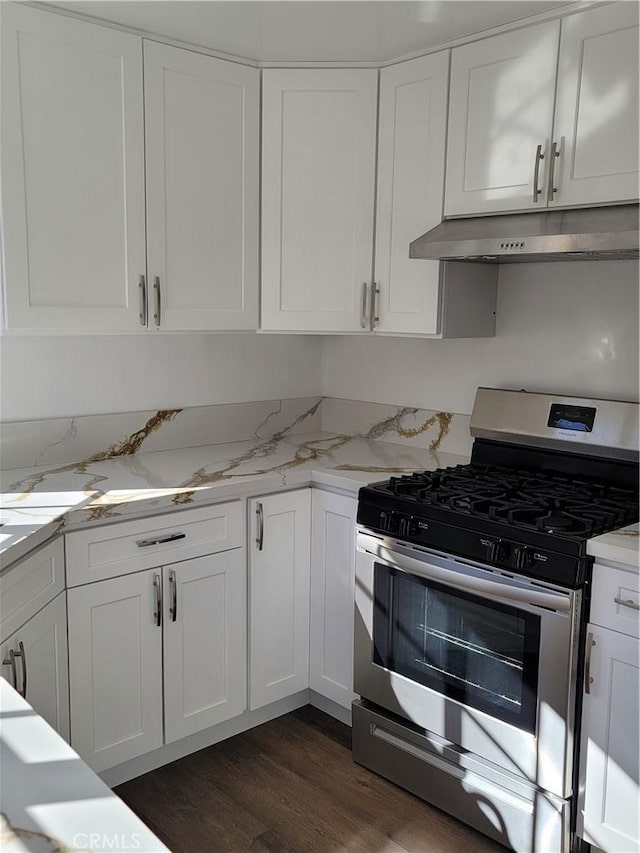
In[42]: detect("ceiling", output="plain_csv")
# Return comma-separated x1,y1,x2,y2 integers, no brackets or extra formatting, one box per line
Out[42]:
42,1,572,62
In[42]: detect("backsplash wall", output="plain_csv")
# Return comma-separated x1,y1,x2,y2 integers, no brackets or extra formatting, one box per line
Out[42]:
0,333,323,421
322,260,639,414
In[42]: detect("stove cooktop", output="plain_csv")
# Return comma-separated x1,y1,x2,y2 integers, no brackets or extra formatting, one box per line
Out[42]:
357,463,639,588
377,464,639,539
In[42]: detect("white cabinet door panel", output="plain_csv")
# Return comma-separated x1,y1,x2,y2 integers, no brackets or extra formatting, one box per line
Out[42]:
1,592,69,740
310,491,357,709
163,550,246,743
445,21,559,215
0,3,145,330
261,69,377,331
375,52,449,335
249,491,311,709
144,41,259,331
579,627,640,852
67,570,163,771
551,3,639,207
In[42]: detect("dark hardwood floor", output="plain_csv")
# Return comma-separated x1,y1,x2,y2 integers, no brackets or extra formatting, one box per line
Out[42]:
115,706,506,853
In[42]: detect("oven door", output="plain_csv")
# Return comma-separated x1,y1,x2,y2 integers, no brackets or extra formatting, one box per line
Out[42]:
354,530,582,798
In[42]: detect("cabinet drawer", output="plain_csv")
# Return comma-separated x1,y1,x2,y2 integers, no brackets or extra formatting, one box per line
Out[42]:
0,538,65,642
590,563,639,639
66,502,243,587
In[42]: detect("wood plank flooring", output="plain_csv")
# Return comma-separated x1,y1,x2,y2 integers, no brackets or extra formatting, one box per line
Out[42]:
115,706,506,853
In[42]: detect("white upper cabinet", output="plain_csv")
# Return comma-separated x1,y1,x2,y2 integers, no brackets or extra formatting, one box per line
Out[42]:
446,4,639,216
144,41,259,331
551,3,639,207
375,53,449,336
445,21,560,216
1,3,146,331
1,4,259,333
261,69,378,332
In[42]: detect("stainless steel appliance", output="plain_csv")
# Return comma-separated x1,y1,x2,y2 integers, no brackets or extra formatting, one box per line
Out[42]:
408,203,639,263
353,388,639,852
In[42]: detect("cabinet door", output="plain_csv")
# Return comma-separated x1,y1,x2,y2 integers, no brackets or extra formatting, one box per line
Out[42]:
0,4,145,331
579,627,640,852
375,53,448,336
1,592,69,740
144,41,259,331
249,491,311,709
551,3,639,208
163,550,246,743
310,491,357,709
261,69,378,332
445,21,559,216
67,570,163,771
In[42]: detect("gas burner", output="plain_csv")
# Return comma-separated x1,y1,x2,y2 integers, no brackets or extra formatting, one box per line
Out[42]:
375,463,639,541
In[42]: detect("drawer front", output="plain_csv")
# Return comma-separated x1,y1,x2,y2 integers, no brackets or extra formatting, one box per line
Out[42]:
0,538,65,642
590,563,640,639
66,502,243,587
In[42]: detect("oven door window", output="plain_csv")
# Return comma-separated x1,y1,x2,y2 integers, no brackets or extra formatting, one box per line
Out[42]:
373,563,540,733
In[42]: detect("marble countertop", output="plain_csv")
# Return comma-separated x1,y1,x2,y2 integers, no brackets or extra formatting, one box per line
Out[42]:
587,521,640,569
0,679,168,852
0,430,468,568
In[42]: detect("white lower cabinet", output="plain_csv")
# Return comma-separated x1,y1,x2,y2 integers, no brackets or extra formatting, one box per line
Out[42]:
578,561,640,852
67,569,163,771
163,551,246,743
249,490,311,710
67,541,246,771
310,490,358,709
1,591,69,740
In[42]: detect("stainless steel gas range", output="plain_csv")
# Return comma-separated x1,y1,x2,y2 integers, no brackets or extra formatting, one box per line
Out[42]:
352,388,639,853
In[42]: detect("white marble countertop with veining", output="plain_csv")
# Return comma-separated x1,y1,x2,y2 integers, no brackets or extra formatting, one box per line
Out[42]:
587,521,640,569
0,678,169,852
0,430,469,569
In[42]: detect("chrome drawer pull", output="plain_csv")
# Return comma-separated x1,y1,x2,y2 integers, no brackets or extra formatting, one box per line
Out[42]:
169,570,178,622
614,596,640,611
256,502,264,551
547,140,560,202
15,641,26,698
533,143,545,202
153,574,162,627
138,274,147,326
584,633,596,694
136,532,186,548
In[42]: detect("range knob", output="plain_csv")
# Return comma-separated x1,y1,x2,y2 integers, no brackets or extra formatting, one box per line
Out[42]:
485,539,509,564
513,546,533,571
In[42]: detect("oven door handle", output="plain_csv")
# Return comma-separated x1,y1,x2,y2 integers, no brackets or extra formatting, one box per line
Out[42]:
370,541,571,613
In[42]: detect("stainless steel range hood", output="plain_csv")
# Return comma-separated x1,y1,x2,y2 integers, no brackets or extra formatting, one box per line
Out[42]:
409,204,639,263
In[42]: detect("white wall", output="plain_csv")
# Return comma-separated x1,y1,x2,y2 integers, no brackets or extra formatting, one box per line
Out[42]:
322,261,640,414
0,333,323,420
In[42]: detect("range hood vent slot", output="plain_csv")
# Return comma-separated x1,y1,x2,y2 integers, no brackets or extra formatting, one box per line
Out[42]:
409,204,639,263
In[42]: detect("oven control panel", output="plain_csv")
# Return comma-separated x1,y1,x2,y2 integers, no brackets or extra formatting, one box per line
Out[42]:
358,503,585,587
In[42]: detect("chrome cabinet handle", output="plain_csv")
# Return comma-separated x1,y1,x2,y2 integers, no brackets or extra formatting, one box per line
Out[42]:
153,574,162,627
370,281,380,330
256,502,264,551
169,570,177,622
361,282,368,329
15,641,26,698
138,274,147,326
533,144,545,202
614,596,640,611
153,276,161,327
547,141,560,202
136,532,186,548
2,649,17,691
584,632,596,694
